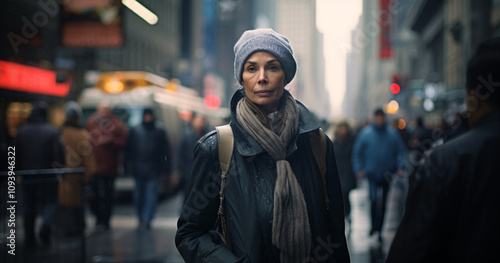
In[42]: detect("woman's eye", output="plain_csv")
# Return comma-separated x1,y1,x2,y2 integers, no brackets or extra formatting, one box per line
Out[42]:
247,66,256,72
268,65,278,71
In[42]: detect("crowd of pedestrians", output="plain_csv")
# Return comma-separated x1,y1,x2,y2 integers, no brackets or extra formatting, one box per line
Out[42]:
2,32,498,263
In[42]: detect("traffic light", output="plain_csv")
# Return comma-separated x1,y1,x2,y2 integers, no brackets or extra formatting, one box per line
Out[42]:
390,83,400,94
390,72,400,95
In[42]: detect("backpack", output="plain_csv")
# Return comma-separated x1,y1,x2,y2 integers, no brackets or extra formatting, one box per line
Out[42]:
212,124,329,250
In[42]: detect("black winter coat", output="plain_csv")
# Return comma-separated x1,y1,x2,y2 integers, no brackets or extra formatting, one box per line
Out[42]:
386,109,500,263
15,105,65,174
176,90,350,263
125,122,171,178
15,104,65,202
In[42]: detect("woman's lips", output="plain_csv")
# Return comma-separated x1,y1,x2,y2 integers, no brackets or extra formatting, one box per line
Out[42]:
255,90,273,97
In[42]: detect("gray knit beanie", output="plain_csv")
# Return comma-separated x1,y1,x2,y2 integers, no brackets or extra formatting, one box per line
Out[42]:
234,28,297,85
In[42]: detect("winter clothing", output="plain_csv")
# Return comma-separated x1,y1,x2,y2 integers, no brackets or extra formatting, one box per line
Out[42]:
59,124,96,207
386,109,500,263
176,89,350,263
352,124,407,179
84,113,128,177
56,121,96,237
125,118,171,180
125,111,171,225
233,28,296,85
15,102,65,246
352,123,407,234
85,111,128,228
236,91,310,262
16,102,65,174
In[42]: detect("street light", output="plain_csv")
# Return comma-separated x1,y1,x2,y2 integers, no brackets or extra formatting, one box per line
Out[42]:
122,0,158,25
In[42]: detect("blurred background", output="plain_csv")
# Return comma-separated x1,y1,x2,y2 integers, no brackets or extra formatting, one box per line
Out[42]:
0,0,499,262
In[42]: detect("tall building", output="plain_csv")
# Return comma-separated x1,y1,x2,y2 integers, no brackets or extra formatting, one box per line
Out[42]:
344,17,364,121
394,0,500,124
351,0,397,121
275,0,330,119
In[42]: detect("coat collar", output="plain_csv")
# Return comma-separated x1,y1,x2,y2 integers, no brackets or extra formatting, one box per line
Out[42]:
229,88,321,157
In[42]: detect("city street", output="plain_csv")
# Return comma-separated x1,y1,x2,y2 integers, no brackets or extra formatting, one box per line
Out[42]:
2,178,405,263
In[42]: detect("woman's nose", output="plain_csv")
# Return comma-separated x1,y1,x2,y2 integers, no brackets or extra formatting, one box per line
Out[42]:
257,69,268,85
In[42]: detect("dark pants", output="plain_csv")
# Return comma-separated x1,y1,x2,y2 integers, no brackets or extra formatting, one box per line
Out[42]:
367,173,390,233
22,181,58,245
134,176,159,224
89,176,115,228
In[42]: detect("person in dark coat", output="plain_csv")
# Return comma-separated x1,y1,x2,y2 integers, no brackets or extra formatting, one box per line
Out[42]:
85,101,128,231
386,37,500,263
176,28,350,263
15,101,65,246
333,121,356,234
178,113,209,203
408,116,433,166
125,108,171,228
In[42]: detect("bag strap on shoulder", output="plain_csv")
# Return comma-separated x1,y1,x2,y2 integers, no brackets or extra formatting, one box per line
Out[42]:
214,124,234,250
309,128,330,210
216,124,234,176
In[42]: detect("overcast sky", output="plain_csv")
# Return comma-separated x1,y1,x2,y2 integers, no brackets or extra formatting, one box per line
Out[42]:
316,0,363,119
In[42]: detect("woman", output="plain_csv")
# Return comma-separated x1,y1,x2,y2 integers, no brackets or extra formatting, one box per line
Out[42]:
58,101,96,236
176,28,350,263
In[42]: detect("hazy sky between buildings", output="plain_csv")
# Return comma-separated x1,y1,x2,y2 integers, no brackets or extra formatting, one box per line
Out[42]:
316,0,362,120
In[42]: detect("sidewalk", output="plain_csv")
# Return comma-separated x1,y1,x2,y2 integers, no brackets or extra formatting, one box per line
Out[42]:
346,177,407,263
2,179,406,263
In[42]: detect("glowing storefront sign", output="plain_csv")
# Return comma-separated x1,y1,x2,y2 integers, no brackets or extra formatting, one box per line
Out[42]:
0,60,70,97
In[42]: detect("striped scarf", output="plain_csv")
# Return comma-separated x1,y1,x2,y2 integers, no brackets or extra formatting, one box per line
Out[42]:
236,90,312,262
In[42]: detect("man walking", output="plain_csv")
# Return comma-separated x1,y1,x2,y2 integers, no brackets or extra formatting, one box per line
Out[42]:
85,101,128,231
125,109,171,228
16,102,65,246
352,108,406,241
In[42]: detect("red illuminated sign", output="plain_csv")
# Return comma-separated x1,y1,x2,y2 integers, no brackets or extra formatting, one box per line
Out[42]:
0,60,71,97
379,0,392,59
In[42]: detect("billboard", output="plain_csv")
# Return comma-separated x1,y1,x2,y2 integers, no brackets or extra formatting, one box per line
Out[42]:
61,0,123,48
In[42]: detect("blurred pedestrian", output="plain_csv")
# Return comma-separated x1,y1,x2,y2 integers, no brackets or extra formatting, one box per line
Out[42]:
176,28,350,262
85,101,128,231
333,121,356,235
57,101,96,237
391,119,411,150
178,113,209,203
125,108,171,229
408,117,432,165
15,101,65,247
386,37,500,263
352,108,406,241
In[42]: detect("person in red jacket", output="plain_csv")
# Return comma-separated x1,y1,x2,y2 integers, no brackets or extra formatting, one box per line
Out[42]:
85,101,128,231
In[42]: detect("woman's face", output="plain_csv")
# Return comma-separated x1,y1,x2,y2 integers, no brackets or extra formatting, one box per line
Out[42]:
241,51,285,114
